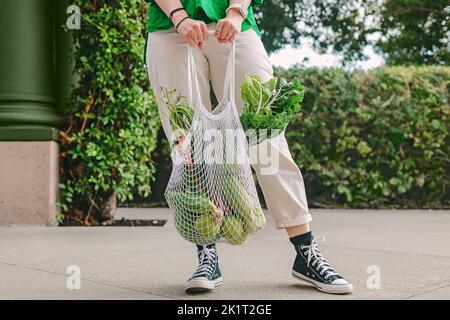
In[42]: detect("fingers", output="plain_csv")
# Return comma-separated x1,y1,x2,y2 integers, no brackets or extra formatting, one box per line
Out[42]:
179,20,208,48
219,21,232,42
214,20,225,40
197,22,208,49
187,30,198,47
215,19,238,43
200,23,208,44
194,23,204,43
185,36,195,47
229,29,238,43
215,20,230,44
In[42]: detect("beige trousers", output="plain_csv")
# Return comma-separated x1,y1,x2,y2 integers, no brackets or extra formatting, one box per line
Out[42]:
146,23,312,229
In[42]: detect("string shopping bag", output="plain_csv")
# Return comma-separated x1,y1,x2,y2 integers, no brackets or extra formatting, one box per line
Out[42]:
165,43,265,246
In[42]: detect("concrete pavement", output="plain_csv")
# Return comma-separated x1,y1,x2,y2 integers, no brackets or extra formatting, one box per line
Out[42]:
1,209,450,300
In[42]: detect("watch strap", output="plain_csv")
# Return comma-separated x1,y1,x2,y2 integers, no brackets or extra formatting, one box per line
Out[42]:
226,3,248,19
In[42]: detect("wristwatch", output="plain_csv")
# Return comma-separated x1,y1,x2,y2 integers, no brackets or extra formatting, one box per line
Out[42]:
226,3,249,19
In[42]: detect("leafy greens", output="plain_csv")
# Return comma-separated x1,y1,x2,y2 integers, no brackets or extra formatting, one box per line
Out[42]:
240,74,305,144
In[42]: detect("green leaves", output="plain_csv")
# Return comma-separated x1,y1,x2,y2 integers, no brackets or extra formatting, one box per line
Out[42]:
162,88,194,132
356,141,372,156
241,74,276,114
279,65,450,208
256,0,450,66
58,0,160,225
240,74,305,144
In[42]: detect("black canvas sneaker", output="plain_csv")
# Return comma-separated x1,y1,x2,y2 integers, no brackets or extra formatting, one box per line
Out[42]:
185,245,223,293
292,236,353,294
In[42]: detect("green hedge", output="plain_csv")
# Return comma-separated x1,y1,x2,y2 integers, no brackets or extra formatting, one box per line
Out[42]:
278,66,450,208
59,0,160,225
141,66,450,209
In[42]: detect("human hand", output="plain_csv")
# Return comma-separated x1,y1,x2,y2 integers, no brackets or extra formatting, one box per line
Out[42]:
215,9,244,44
174,11,208,49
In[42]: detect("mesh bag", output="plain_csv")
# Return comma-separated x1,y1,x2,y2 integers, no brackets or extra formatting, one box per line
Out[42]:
165,43,265,246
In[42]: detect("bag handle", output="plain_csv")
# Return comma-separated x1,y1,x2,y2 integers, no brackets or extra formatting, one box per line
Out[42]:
222,41,236,104
187,46,203,108
187,42,236,109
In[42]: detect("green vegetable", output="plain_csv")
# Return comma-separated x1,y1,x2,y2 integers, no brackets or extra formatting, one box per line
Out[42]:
165,191,217,215
240,74,305,144
196,215,221,240
221,174,265,234
241,207,266,234
240,75,278,115
168,191,223,243
221,215,248,245
161,87,194,133
174,210,201,242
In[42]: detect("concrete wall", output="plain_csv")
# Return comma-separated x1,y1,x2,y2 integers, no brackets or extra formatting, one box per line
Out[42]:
0,142,58,225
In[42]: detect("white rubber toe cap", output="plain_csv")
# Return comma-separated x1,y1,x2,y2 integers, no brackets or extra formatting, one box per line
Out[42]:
331,278,350,285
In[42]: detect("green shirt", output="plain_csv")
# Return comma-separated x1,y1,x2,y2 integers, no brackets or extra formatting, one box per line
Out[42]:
146,0,263,37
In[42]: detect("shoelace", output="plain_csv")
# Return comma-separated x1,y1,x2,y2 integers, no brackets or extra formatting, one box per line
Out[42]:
192,246,216,278
300,236,339,280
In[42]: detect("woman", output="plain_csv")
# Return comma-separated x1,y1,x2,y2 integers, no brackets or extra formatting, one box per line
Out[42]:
145,0,353,295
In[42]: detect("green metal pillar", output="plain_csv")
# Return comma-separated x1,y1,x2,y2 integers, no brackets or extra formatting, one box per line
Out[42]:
0,0,72,141
0,0,72,225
